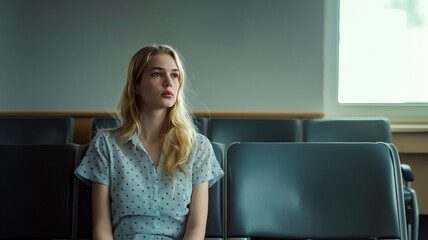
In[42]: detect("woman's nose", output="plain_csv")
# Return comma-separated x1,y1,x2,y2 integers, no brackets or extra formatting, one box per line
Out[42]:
163,76,173,87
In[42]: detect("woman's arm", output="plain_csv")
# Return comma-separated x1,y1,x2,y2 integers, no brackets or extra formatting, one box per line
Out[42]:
183,181,209,240
92,182,114,240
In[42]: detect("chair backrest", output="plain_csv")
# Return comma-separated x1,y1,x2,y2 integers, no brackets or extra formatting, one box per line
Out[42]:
90,117,120,139
0,117,74,144
206,142,224,238
208,118,301,144
303,118,392,142
74,144,92,239
194,117,209,137
0,144,76,239
227,142,406,240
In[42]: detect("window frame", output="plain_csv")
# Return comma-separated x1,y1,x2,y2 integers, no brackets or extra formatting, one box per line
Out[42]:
323,0,428,122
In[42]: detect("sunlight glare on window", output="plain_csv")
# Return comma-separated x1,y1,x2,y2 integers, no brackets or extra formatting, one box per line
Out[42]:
338,0,428,104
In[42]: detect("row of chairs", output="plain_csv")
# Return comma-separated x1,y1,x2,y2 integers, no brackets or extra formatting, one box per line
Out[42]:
0,116,418,239
0,142,408,240
0,117,74,144
92,116,418,240
91,116,393,143
0,116,395,145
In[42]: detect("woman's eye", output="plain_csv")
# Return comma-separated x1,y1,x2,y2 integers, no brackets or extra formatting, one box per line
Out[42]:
152,72,161,77
171,73,178,78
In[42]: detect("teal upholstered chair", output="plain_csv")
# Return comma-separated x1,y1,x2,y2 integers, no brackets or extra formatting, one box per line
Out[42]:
0,145,76,239
302,118,418,240
74,144,91,240
90,116,120,139
227,142,407,240
208,118,301,144
194,117,209,137
0,117,74,144
302,118,391,142
206,142,224,239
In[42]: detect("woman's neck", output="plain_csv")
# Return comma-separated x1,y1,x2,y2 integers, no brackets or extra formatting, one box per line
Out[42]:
139,108,168,142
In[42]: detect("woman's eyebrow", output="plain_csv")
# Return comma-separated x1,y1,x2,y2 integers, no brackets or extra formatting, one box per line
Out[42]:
150,67,179,72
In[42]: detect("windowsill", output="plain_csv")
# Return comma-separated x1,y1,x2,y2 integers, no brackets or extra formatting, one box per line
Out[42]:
390,123,428,133
391,124,428,153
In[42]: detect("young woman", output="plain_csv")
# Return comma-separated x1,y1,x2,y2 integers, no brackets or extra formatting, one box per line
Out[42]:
75,45,224,240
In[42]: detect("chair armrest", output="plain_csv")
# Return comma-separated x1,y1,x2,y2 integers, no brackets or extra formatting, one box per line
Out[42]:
401,164,415,182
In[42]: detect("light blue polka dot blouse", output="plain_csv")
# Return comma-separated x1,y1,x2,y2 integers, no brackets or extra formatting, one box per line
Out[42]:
74,131,224,240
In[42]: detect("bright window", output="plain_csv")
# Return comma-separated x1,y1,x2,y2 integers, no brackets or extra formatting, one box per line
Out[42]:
338,0,428,104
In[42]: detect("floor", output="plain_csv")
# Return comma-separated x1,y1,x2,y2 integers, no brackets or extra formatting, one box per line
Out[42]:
420,215,428,240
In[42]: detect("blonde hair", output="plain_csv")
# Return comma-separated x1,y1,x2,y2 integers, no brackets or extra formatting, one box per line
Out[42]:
111,44,196,185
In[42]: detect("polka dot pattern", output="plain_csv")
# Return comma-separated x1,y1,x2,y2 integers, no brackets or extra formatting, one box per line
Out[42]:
74,131,224,239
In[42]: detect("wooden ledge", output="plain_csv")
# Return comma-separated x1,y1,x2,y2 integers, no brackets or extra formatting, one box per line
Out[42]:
0,111,324,119
192,112,324,118
0,112,115,118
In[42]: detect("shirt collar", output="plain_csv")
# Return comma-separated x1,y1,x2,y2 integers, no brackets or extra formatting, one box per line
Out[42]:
126,131,152,157
126,132,140,147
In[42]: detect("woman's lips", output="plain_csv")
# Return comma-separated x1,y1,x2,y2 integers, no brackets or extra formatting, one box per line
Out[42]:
162,91,173,98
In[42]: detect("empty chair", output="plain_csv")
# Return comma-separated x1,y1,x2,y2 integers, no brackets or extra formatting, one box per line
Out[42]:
208,118,301,144
227,142,407,240
302,118,391,142
0,144,76,239
302,118,418,240
0,116,74,144
74,144,91,239
206,142,224,239
194,117,209,137
90,116,120,139
390,144,419,240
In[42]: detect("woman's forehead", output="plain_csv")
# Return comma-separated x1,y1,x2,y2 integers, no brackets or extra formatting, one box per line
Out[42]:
146,54,178,71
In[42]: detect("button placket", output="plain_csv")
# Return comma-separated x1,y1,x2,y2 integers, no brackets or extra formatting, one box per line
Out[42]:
152,167,161,216
140,144,161,217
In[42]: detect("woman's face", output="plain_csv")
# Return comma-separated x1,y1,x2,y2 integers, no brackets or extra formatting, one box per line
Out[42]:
135,54,180,111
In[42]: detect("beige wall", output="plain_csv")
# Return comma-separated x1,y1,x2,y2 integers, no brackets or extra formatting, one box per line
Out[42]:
0,0,324,113
392,130,428,214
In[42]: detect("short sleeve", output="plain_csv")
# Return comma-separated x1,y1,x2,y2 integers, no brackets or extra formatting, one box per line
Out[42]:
74,132,111,186
192,135,224,187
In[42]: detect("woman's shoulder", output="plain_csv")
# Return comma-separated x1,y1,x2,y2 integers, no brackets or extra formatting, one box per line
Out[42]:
91,130,119,144
192,133,213,153
194,133,211,145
